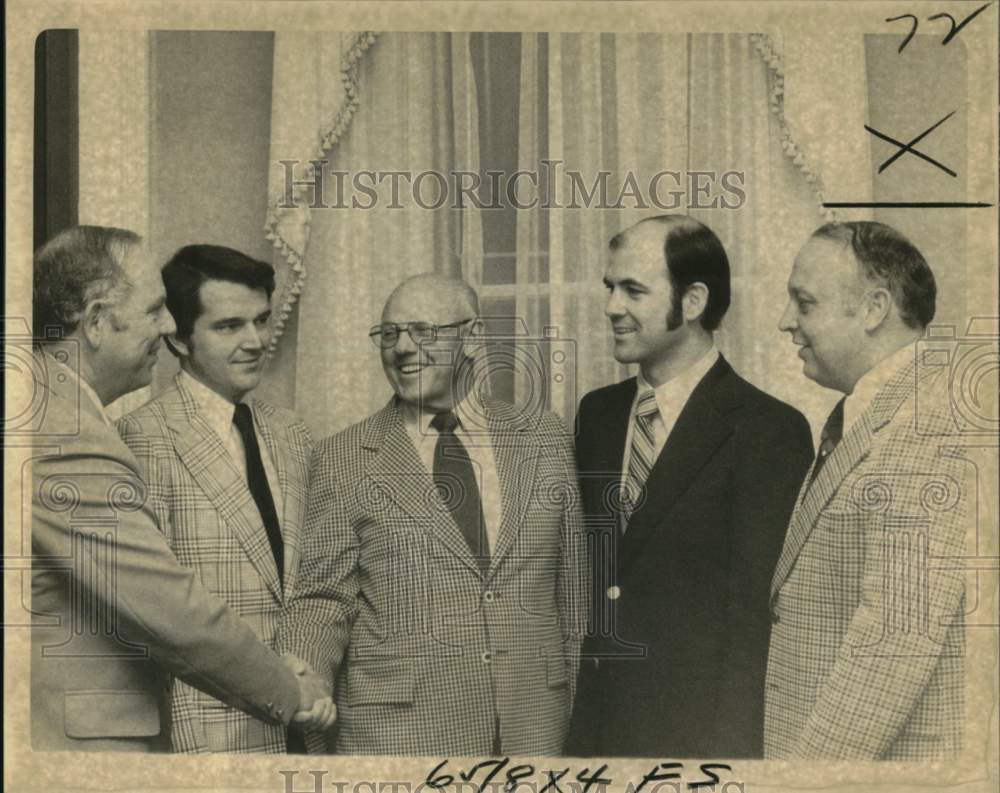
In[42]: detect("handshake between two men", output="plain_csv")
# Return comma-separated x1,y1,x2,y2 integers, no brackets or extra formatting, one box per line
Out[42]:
284,653,336,731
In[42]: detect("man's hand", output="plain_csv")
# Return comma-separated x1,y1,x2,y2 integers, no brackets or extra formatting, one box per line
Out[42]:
283,653,337,731
282,652,313,677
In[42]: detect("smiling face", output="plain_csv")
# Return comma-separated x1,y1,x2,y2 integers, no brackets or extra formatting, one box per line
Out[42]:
379,278,475,413
101,246,176,401
779,236,869,393
603,227,682,374
173,279,272,402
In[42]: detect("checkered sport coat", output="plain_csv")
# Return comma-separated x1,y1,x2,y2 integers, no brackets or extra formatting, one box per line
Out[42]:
118,375,312,753
765,352,969,760
276,396,586,755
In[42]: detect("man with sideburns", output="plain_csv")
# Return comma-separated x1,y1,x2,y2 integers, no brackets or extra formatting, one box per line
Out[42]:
277,273,586,754
567,215,813,758
118,245,321,753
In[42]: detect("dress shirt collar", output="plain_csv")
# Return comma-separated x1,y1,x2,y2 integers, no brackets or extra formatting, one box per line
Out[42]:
180,369,246,440
843,342,917,433
636,345,719,417
45,351,110,427
401,391,483,439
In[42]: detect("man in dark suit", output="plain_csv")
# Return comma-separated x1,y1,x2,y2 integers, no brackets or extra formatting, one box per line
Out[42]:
566,215,814,758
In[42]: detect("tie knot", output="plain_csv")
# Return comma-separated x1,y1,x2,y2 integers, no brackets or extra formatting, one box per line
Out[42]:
636,390,659,418
232,402,254,435
430,410,461,434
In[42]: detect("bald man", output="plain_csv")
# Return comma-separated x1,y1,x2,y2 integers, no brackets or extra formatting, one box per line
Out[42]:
276,274,586,755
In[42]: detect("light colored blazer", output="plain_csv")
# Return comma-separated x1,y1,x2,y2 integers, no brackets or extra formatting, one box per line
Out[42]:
276,397,586,755
118,374,312,753
764,355,968,760
29,352,300,752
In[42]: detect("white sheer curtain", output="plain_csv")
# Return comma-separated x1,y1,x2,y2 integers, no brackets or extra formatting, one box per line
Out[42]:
513,32,860,440
77,29,153,421
267,33,482,438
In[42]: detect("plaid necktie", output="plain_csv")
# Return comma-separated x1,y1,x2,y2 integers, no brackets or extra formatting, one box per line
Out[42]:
807,396,846,489
622,390,660,527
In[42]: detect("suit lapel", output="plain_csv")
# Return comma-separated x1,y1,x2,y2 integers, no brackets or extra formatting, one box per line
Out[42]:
363,400,484,577
619,357,738,574
252,403,286,526
770,356,923,595
592,380,635,487
769,415,872,594
486,400,538,577
164,380,284,602
252,400,305,595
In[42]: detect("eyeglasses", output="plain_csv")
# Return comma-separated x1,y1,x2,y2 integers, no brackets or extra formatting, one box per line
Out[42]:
368,318,475,349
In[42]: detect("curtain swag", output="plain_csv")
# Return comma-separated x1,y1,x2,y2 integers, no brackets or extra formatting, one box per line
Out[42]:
263,31,379,353
750,33,835,223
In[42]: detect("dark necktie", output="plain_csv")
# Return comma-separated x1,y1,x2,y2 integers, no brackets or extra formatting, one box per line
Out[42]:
232,403,284,586
807,397,846,489
232,403,304,753
431,411,488,572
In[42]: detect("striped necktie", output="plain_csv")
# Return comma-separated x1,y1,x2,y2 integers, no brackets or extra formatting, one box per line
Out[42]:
622,389,660,527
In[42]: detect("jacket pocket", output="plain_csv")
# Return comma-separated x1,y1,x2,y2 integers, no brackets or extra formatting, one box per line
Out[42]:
346,658,416,706
546,648,568,688
64,691,162,738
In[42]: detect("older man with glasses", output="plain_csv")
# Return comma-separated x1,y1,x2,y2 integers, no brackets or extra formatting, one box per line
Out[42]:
276,272,586,755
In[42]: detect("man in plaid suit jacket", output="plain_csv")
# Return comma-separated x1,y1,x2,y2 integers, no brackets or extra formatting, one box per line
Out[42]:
30,227,330,752
276,273,586,755
767,222,969,760
119,245,319,753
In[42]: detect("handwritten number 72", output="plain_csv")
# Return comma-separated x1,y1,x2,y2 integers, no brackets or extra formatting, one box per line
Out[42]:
887,2,993,53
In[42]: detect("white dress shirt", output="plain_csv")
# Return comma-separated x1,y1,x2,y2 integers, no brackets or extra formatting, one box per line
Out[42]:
180,370,284,523
621,346,720,489
843,342,918,434
402,395,504,553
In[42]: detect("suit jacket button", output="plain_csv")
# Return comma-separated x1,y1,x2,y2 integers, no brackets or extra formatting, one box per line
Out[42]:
607,585,621,601
770,607,780,624
483,590,495,603
481,651,493,664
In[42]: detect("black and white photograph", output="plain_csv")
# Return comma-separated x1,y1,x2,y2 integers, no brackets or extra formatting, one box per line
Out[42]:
4,2,998,792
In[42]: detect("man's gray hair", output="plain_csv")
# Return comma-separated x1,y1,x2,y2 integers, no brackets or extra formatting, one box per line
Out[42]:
33,225,142,343
812,221,936,329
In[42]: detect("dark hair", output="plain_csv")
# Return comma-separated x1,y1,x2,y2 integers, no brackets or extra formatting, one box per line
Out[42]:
812,221,936,328
33,225,142,343
609,215,731,331
162,245,275,349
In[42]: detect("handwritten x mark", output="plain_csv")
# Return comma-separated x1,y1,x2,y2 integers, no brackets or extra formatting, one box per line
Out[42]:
865,110,958,178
